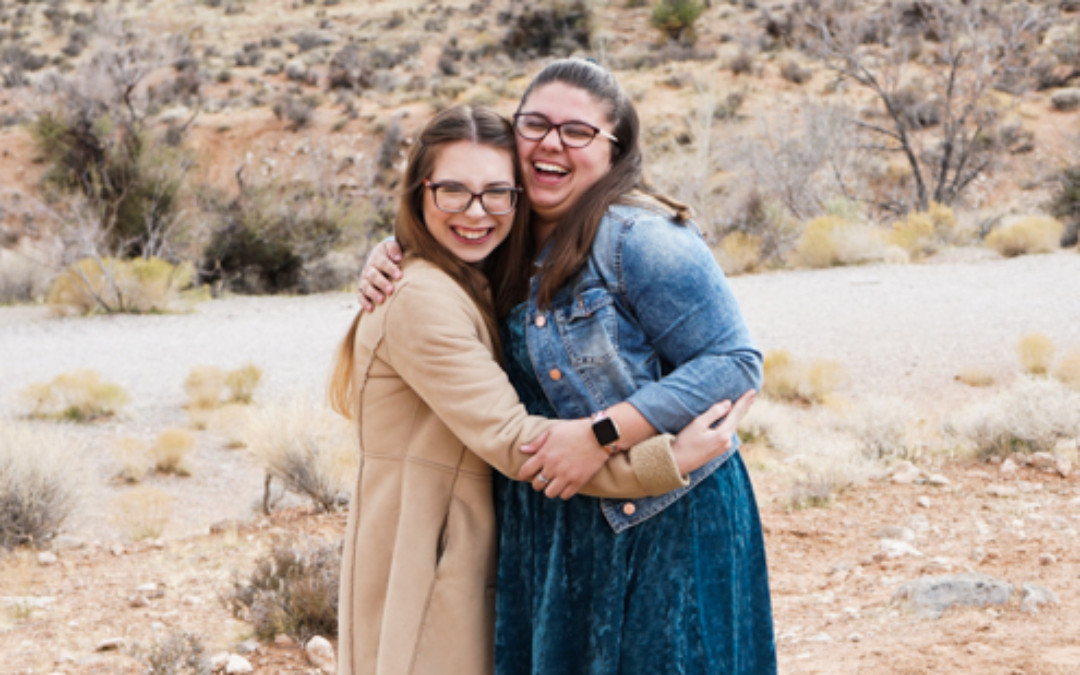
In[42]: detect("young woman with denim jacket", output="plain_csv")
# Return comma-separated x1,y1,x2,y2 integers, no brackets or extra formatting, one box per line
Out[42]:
359,61,775,674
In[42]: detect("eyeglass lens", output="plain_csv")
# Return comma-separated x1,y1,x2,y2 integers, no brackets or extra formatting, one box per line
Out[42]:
515,113,598,148
434,184,517,215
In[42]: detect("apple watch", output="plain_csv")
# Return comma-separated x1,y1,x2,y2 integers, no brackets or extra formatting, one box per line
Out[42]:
590,410,622,455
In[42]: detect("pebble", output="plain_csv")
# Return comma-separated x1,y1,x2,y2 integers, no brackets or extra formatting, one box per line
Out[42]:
305,635,336,673
1029,452,1056,470
1000,457,1019,476
880,539,923,558
226,654,254,674
37,551,58,566
848,632,863,642
916,496,931,508
1039,553,1057,566
873,525,914,541
1020,582,1058,613
95,637,125,652
892,573,1013,619
986,484,1018,498
927,473,950,486
275,634,297,648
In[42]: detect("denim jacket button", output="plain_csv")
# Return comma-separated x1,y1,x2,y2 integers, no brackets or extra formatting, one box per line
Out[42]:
548,368,562,381
535,315,547,327
622,502,636,516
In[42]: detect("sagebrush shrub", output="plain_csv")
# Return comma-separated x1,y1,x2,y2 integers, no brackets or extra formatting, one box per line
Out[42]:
225,364,262,404
112,437,150,483
47,256,196,315
1053,348,1080,391
652,0,705,44
1017,332,1055,376
948,377,1080,458
225,537,341,642
0,424,80,549
498,0,593,59
138,631,210,675
244,398,356,513
792,215,895,268
112,486,173,541
20,369,128,422
985,216,1064,257
185,365,228,411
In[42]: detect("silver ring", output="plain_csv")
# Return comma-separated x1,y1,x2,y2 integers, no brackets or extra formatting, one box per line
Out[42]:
537,473,549,485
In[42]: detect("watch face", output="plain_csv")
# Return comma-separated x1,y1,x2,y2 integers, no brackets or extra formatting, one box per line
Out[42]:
592,417,620,447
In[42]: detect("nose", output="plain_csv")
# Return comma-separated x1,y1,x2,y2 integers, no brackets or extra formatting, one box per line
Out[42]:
537,126,564,151
465,195,487,217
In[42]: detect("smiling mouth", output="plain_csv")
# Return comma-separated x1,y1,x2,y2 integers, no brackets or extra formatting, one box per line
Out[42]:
533,161,569,176
451,226,493,242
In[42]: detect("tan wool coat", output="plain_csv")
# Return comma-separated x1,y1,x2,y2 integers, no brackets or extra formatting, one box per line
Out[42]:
337,259,689,675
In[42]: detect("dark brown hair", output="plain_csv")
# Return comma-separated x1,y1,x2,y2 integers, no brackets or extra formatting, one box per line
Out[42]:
517,58,689,308
331,105,529,418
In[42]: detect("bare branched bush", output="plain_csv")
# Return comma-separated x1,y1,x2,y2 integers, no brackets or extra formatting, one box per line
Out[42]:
0,423,82,549
20,369,128,422
0,244,54,304
111,486,173,541
947,377,1080,459
244,398,356,513
225,537,341,643
1018,333,1056,376
986,216,1064,257
804,0,1047,211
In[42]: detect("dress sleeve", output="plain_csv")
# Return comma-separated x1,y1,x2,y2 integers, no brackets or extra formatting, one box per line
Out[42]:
618,215,764,433
379,274,687,497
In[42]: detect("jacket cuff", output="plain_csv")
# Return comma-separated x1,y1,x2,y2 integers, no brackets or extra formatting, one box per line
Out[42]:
628,434,689,494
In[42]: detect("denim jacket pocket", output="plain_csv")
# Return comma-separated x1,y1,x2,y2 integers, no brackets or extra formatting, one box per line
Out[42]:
554,287,619,367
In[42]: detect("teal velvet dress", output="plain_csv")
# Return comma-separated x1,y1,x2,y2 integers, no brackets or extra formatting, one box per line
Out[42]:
494,303,777,675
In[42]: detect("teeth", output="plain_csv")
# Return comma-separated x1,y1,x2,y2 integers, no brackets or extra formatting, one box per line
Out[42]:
534,161,568,175
453,227,490,241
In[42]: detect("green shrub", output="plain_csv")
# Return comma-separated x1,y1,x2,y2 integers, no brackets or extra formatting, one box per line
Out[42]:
0,424,80,549
225,538,341,643
20,369,128,421
652,0,705,44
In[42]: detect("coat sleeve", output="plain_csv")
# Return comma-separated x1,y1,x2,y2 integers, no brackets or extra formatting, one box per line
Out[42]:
379,273,688,498
617,214,764,433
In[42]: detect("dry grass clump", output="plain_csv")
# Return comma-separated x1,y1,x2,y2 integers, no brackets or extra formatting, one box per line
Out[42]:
888,202,959,258
112,437,150,483
0,423,82,549
111,486,173,541
244,397,356,513
792,215,899,268
763,349,847,404
844,396,921,461
47,257,196,316
19,369,128,422
1017,332,1055,375
947,376,1080,459
136,631,209,675
225,537,341,643
715,231,763,275
185,363,263,414
955,366,997,388
985,216,1064,257
1053,348,1080,390
783,431,876,509
150,429,195,476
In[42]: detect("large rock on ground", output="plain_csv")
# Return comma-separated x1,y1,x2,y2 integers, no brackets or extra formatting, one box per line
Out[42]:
892,573,1012,619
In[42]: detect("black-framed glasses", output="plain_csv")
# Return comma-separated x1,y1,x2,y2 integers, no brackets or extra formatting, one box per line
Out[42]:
423,180,522,215
513,112,619,148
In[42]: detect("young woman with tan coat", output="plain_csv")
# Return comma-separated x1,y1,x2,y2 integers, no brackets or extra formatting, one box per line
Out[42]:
329,105,752,675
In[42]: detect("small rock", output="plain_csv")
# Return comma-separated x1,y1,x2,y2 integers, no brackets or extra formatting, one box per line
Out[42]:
1056,458,1073,478
1051,87,1080,111
1029,452,1056,470
305,635,336,673
919,557,954,574
880,539,923,558
873,525,914,541
274,633,297,648
927,474,950,486
848,632,863,642
109,543,126,556
236,638,259,654
52,535,85,551
1020,582,1058,613
226,654,254,674
916,496,931,508
96,637,126,652
209,653,231,670
986,484,1018,498
892,573,1013,619
1008,452,1029,466
37,551,59,566
1039,553,1057,566
129,594,149,608
181,594,203,606
136,582,158,593
285,58,308,82
809,632,833,643
891,461,920,484
907,514,930,532
1000,457,1019,476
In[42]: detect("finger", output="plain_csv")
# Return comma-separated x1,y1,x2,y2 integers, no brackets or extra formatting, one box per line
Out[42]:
520,430,551,455
387,240,404,263
558,483,578,500
367,267,396,296
715,391,757,435
700,399,733,430
544,479,563,499
531,476,547,492
519,455,543,481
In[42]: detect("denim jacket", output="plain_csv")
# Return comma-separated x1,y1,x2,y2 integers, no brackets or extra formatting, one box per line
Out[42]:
523,202,763,532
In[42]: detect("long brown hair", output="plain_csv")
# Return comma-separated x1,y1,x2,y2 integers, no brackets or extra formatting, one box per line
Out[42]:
330,105,530,418
518,58,690,309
